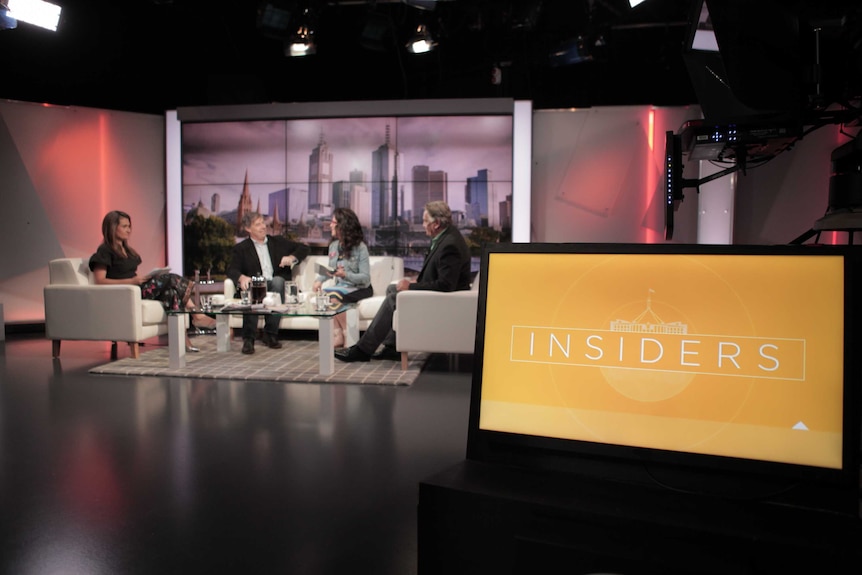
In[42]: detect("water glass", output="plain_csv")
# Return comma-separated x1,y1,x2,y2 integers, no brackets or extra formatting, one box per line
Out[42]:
315,292,330,312
285,281,299,304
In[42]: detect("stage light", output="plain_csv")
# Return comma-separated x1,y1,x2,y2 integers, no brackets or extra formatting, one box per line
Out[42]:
629,0,648,7
286,25,316,56
285,6,316,57
5,0,61,32
406,24,436,54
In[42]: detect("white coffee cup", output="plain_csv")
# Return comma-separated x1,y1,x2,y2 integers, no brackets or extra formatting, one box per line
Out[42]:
210,294,226,306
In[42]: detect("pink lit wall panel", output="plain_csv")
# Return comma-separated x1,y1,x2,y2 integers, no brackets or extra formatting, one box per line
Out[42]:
531,106,702,244
0,101,166,323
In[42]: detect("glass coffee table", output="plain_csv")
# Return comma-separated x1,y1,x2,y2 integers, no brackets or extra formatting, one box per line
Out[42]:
167,302,359,375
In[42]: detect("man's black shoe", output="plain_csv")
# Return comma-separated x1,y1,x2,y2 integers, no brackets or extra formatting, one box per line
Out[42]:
242,338,255,355
371,346,400,361
335,345,371,363
261,332,283,349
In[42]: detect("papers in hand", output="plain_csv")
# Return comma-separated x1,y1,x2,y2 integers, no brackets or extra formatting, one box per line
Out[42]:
316,262,336,276
145,266,171,279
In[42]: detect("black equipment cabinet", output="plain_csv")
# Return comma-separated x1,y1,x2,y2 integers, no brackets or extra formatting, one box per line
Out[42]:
418,460,862,575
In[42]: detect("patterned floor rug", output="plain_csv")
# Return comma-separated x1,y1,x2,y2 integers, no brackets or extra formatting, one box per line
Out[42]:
89,336,429,386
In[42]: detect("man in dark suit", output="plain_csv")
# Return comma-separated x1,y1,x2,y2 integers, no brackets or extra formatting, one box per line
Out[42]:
336,200,471,362
227,211,310,354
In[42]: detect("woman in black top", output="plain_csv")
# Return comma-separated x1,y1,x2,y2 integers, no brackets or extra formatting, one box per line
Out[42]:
89,210,210,350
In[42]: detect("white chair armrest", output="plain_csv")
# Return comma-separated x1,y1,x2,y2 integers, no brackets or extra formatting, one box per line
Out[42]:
394,290,478,354
44,284,145,341
224,278,236,298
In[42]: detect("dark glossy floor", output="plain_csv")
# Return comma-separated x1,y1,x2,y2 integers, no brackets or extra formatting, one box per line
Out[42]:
0,332,473,575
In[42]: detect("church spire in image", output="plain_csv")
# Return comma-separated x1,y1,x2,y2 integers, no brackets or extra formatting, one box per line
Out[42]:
236,169,253,236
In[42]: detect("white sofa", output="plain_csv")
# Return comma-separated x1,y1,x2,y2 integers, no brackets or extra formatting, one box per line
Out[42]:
44,257,182,359
223,255,404,334
393,273,480,369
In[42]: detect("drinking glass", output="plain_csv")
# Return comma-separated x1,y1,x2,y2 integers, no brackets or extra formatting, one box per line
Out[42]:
285,281,299,305
315,291,330,312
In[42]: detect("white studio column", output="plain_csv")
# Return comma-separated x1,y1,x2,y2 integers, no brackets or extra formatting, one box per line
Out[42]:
697,160,736,245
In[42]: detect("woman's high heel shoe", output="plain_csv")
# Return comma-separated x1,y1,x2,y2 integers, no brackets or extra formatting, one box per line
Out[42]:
185,336,200,353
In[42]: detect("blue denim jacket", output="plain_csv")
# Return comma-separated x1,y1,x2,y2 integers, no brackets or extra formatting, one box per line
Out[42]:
315,240,371,289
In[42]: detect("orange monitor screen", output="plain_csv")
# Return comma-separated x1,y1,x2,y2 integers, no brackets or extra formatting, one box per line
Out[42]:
476,248,847,470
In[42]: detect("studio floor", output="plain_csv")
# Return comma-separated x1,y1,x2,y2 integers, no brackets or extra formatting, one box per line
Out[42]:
0,332,473,575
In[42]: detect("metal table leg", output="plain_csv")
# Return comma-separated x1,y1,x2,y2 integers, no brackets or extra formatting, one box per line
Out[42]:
216,314,231,352
168,314,186,369
318,317,335,375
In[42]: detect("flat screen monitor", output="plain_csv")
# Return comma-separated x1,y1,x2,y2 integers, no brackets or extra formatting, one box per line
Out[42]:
664,131,684,241
467,243,861,515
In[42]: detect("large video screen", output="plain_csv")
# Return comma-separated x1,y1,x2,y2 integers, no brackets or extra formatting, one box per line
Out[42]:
179,113,513,279
470,243,861,480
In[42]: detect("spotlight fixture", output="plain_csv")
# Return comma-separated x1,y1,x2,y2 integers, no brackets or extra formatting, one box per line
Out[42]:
285,7,316,57
3,0,61,31
406,23,436,54
286,24,316,56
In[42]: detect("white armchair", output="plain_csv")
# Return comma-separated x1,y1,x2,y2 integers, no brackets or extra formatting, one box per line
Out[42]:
43,257,178,359
393,274,480,370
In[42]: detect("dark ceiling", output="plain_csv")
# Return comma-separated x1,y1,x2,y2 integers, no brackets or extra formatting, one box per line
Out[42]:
1,0,702,114
1,0,861,117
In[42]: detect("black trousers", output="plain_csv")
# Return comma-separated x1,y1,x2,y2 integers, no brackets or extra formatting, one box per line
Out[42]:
356,283,398,354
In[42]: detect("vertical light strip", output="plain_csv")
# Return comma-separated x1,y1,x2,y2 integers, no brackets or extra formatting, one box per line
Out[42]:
100,113,109,219
165,111,184,272
826,130,848,245
645,108,658,243
512,100,532,243
647,108,655,151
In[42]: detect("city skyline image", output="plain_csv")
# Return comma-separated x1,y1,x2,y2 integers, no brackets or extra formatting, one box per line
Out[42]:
182,115,513,224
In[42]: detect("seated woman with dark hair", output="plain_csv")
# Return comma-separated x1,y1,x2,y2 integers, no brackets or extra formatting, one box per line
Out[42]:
89,210,213,352
312,207,373,348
